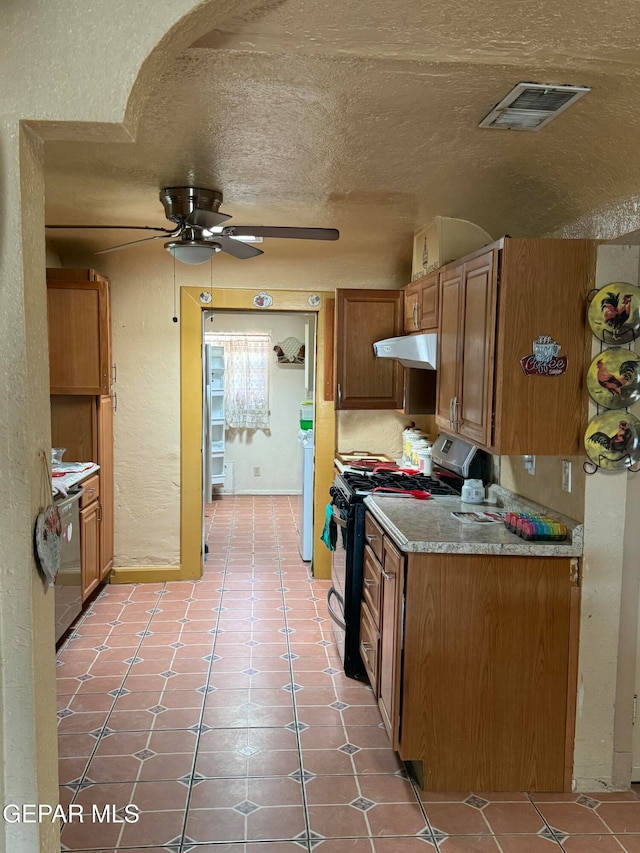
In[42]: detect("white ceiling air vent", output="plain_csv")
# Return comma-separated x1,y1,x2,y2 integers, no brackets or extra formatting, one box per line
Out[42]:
479,82,590,131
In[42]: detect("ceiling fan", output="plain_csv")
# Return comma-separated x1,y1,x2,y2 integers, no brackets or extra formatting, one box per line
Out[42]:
46,186,339,264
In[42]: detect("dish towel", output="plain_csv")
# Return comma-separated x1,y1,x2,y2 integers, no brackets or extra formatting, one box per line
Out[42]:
320,502,337,551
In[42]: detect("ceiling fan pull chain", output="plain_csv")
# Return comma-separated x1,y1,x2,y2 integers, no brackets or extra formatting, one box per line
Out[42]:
172,254,178,323
210,257,214,317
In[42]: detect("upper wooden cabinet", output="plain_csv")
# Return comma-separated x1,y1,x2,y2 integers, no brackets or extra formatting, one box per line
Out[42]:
435,238,595,455
47,268,112,395
404,271,439,333
334,289,404,410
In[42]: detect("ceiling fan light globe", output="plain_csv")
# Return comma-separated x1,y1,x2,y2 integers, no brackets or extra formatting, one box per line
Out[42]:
164,240,219,265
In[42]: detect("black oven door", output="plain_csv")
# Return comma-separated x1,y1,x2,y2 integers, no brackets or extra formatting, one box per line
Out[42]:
327,498,366,678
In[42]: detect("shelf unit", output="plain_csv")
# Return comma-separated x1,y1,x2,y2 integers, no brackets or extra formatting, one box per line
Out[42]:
208,346,225,488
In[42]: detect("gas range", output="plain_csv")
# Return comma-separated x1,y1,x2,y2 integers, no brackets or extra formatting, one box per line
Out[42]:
335,468,460,501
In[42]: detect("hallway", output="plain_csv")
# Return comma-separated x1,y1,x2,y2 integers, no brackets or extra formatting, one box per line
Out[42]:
56,496,640,852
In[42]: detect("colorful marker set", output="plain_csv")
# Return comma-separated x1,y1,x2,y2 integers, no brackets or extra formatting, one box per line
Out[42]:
504,511,567,541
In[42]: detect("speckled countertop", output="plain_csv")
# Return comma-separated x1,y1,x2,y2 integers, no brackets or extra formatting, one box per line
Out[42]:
363,486,583,557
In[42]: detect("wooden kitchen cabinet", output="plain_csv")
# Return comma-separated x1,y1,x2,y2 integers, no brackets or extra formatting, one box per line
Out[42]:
80,487,101,601
435,238,595,455
404,271,439,333
377,536,404,750
399,551,580,792
49,267,115,591
334,289,404,409
435,251,497,447
47,268,112,396
361,512,405,749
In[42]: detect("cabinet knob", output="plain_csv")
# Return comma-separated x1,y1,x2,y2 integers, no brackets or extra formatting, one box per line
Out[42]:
381,569,395,581
365,534,376,543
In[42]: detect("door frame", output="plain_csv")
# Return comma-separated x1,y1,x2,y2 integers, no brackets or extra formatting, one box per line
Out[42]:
180,286,335,581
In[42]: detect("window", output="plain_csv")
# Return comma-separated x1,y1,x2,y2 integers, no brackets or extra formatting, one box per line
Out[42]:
205,332,270,429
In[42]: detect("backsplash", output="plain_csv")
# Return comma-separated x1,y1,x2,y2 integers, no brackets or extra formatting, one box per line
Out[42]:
499,455,585,523
337,411,435,458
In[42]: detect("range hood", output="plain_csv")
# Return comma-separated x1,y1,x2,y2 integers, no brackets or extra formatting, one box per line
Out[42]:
373,332,437,370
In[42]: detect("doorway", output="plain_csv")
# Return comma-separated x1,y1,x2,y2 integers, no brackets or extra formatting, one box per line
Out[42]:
200,305,320,571
179,286,335,582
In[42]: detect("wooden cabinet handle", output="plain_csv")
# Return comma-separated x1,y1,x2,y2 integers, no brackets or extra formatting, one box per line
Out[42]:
365,534,377,543
361,642,374,653
363,577,373,587
381,569,395,581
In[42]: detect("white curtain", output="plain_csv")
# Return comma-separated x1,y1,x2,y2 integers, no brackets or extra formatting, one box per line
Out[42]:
207,333,271,429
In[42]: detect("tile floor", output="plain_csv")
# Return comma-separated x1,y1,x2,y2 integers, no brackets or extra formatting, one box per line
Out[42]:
56,495,640,852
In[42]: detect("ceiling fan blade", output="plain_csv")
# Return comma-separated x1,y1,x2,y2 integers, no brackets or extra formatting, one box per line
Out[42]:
216,235,264,259
94,234,172,255
222,226,339,241
45,224,177,234
186,209,232,229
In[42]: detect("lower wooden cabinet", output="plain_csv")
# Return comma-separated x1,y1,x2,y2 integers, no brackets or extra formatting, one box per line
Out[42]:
80,499,100,601
377,537,404,750
362,512,406,749
363,510,580,792
400,551,580,792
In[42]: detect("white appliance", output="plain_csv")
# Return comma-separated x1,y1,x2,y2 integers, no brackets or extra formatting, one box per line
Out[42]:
297,428,314,561
203,343,226,502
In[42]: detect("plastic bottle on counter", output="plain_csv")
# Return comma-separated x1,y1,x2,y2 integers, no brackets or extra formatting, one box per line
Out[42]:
410,436,431,470
417,444,433,475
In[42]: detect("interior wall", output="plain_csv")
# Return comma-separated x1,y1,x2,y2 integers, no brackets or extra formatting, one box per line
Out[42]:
337,411,436,459
206,311,309,494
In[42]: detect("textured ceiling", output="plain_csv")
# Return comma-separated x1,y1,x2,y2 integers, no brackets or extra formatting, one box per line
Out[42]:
44,0,640,274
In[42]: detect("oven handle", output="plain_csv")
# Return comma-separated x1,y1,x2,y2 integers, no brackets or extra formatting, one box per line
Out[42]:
326,586,346,630
331,508,348,529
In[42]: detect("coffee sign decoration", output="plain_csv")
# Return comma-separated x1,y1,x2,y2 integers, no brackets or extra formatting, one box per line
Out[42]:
520,335,568,377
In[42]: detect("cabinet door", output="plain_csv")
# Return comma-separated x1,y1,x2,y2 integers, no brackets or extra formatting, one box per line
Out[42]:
98,395,114,582
401,553,574,791
81,501,100,601
457,250,498,446
335,289,404,409
47,274,111,395
435,265,463,431
378,537,405,750
419,271,439,330
359,601,379,694
404,283,421,332
362,545,382,626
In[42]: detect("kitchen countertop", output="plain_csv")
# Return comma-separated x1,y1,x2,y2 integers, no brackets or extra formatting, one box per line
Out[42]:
52,463,100,498
363,488,583,557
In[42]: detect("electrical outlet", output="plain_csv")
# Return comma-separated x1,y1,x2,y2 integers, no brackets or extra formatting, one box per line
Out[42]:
253,466,261,477
523,454,536,475
562,460,572,493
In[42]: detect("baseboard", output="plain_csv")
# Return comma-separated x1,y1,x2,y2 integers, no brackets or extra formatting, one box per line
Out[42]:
110,565,185,584
227,490,302,496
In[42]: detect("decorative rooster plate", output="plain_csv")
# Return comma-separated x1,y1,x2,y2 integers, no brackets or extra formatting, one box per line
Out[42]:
586,348,640,409
584,410,640,470
588,281,640,344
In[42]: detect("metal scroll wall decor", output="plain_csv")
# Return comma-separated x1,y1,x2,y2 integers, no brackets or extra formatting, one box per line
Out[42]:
584,282,640,473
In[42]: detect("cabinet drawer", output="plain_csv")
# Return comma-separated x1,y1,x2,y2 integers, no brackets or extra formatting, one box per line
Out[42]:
359,601,379,694
79,474,100,508
364,512,384,562
363,546,382,626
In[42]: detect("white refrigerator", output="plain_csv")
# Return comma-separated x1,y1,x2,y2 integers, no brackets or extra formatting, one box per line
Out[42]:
297,428,314,561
